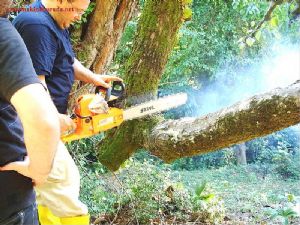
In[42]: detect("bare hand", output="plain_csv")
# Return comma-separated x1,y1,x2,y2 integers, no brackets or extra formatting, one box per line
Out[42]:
0,156,44,185
0,156,30,176
58,113,76,134
93,74,123,88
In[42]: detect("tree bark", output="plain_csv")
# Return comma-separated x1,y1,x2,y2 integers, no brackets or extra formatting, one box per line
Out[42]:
80,0,138,72
96,0,185,171
69,0,138,109
149,80,300,162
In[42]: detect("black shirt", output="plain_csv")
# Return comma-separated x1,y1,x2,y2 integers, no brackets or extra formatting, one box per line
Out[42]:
0,18,39,221
13,0,75,114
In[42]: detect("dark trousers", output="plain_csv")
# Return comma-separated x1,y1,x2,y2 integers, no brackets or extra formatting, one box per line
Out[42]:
0,204,38,225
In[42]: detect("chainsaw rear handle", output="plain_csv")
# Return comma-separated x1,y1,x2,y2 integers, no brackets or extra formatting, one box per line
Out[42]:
95,81,125,102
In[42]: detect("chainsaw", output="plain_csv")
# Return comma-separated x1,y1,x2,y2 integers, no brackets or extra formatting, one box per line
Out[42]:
61,81,187,142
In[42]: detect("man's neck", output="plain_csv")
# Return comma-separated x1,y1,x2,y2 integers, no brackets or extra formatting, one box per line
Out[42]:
40,0,64,29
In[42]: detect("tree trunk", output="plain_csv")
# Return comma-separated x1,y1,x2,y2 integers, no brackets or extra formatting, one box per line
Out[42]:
80,0,138,72
96,0,185,171
69,0,138,109
235,143,247,165
149,80,300,162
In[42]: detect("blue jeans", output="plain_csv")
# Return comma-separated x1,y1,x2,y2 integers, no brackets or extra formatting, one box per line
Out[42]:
0,204,38,225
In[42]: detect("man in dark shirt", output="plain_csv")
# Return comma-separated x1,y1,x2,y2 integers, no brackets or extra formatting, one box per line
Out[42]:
0,0,60,224
13,0,122,224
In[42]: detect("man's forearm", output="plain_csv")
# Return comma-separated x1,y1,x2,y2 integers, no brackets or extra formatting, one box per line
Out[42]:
11,83,60,183
73,58,122,89
73,58,97,84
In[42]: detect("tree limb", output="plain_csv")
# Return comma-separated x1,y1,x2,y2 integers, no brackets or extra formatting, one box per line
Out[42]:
244,0,285,42
149,80,300,162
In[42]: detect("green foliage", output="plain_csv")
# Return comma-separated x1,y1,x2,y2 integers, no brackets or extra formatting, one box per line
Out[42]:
272,150,300,179
171,147,236,170
70,2,96,49
191,181,225,224
160,0,300,90
72,2,96,30
161,0,260,86
271,208,298,225
109,159,193,223
180,166,300,224
90,186,118,215
195,181,207,198
8,0,30,20
247,127,300,179
111,21,138,76
267,194,300,225
68,140,226,224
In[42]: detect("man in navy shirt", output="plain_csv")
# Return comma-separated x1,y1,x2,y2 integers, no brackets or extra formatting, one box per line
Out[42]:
14,0,122,224
0,0,60,224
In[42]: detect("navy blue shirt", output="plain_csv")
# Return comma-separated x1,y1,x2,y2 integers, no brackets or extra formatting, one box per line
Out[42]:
0,18,38,221
13,0,75,114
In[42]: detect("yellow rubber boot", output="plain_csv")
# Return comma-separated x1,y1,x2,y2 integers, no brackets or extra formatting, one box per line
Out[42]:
60,215,90,225
38,205,62,225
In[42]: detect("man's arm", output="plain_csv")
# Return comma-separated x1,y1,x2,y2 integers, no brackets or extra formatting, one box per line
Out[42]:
1,83,60,184
38,75,76,134
73,58,123,88
0,22,60,184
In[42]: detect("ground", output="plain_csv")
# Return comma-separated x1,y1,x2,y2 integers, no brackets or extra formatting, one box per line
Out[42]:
178,165,300,224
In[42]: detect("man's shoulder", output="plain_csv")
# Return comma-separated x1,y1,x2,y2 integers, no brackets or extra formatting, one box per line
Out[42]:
0,18,13,36
0,19,24,49
13,11,50,28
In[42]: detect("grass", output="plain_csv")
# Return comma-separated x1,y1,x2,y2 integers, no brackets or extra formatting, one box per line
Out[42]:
176,164,300,224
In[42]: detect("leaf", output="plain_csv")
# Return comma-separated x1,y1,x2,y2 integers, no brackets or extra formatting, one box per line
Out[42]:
182,0,193,5
277,208,297,218
255,30,262,41
270,17,279,28
183,7,193,21
287,194,295,202
200,193,215,201
195,181,207,196
246,37,255,47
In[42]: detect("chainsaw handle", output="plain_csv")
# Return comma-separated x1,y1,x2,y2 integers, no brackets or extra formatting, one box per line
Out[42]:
95,85,112,101
111,81,125,98
95,81,125,102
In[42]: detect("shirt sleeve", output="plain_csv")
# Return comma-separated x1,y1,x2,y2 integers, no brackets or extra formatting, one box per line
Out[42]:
19,24,58,77
0,20,40,101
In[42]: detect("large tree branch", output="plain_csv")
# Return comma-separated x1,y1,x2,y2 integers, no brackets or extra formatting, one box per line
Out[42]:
81,0,138,72
149,80,300,162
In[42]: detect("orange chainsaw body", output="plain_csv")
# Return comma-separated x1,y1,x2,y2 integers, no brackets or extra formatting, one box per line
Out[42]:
62,94,124,142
